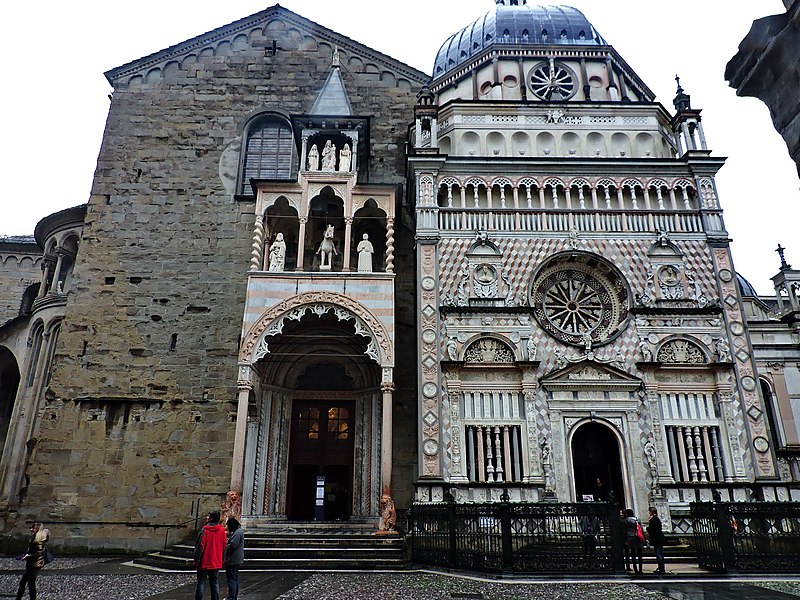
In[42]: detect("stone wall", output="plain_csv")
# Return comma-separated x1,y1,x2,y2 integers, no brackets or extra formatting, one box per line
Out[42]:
18,8,426,550
0,241,40,326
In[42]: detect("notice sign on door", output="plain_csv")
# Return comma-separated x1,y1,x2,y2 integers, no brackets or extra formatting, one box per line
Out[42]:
315,476,325,507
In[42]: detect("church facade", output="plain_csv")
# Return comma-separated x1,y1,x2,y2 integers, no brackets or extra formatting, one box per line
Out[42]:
0,1,798,550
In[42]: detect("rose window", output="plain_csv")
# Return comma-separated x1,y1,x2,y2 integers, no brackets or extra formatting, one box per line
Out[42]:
528,59,577,101
530,254,629,346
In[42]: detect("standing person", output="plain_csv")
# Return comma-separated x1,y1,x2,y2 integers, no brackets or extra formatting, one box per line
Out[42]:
623,508,645,575
593,478,607,501
194,511,226,600
647,506,666,574
224,517,244,600
16,522,50,600
579,512,600,556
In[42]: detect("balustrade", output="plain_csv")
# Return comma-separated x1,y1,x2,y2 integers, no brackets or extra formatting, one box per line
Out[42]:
437,208,707,234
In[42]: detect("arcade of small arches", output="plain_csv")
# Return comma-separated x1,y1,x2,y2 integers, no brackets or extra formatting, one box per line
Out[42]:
438,128,672,160
435,175,707,211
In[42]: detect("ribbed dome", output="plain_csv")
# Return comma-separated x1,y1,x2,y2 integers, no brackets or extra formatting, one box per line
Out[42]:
736,272,759,297
433,4,606,78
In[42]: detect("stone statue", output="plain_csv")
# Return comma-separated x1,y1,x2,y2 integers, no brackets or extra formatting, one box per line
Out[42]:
541,442,554,490
446,337,458,361
307,144,319,171
526,335,537,361
356,233,373,272
316,224,338,270
268,232,286,272
321,140,336,171
220,489,242,525
377,494,397,533
715,337,732,362
456,265,469,307
339,143,352,172
639,339,653,362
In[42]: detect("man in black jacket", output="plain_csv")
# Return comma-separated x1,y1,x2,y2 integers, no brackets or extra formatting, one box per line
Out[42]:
646,506,666,574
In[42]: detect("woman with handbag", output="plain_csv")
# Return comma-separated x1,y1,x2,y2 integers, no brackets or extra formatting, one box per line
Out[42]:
623,508,645,575
16,522,50,600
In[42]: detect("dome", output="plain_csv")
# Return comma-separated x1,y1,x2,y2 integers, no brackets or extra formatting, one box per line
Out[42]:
736,272,759,297
433,3,606,78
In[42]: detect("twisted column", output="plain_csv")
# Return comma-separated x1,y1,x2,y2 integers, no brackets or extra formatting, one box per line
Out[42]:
250,215,264,271
385,218,395,273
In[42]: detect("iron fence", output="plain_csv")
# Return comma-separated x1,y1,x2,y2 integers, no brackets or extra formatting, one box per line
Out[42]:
411,501,623,574
691,502,800,573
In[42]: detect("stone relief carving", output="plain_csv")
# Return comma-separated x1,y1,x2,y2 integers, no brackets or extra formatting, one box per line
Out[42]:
715,337,732,362
657,339,705,364
446,337,458,361
526,334,537,361
463,338,515,363
456,264,470,307
473,264,498,298
658,265,683,299
684,265,709,308
638,339,654,362
240,292,393,365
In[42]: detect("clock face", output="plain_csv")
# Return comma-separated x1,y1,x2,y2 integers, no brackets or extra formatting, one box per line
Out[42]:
528,61,577,101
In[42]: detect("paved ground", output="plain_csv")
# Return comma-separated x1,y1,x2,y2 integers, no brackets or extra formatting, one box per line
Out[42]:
1,558,800,599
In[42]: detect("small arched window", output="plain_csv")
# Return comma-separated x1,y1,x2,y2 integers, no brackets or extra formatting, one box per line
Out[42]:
239,114,295,194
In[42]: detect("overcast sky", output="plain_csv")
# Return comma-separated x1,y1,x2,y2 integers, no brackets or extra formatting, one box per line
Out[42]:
1,1,796,293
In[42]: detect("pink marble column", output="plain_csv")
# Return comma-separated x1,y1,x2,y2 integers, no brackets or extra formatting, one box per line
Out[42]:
230,379,252,492
380,381,395,496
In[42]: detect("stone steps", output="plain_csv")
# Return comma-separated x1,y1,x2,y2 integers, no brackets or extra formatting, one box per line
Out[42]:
134,523,407,572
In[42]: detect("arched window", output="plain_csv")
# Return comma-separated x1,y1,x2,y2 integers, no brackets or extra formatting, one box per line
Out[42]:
239,114,295,194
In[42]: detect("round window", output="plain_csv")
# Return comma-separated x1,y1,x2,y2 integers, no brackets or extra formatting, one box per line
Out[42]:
528,59,578,101
530,253,629,346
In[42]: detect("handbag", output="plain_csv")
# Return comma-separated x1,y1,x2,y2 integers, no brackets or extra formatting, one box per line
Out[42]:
43,548,55,565
635,522,646,542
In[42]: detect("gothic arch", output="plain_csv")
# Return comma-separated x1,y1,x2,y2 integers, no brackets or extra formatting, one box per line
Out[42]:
566,417,633,505
240,291,393,367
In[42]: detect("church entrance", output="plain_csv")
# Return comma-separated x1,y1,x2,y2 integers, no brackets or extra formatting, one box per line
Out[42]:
571,421,626,507
287,397,355,521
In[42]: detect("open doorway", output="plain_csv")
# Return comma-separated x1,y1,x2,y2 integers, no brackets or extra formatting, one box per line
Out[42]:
287,399,354,521
571,421,626,508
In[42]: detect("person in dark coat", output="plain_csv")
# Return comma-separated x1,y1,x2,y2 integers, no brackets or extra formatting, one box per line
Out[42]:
623,508,645,575
16,522,50,600
194,511,227,600
224,517,244,600
647,506,666,574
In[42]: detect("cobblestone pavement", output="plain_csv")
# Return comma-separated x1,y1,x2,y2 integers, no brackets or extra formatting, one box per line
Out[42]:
1,559,800,600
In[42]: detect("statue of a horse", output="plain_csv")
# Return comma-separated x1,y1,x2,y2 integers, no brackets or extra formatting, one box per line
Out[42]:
316,225,338,270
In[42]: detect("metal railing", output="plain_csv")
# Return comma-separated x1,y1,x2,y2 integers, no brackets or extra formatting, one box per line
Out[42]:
691,502,800,573
411,500,623,574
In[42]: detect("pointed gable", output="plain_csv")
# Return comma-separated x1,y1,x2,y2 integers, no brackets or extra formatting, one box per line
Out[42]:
104,5,428,89
310,68,353,116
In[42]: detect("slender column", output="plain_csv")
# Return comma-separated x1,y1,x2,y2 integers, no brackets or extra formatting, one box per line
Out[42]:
343,217,353,272
230,384,252,492
296,217,307,271
697,122,708,150
380,381,394,496
250,215,265,271
38,257,54,298
300,135,309,172
385,218,395,273
51,251,65,294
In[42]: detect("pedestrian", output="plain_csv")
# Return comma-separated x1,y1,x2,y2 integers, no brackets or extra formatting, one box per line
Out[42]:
223,517,244,600
16,522,50,600
647,506,666,574
579,512,600,556
194,511,226,600
623,508,645,575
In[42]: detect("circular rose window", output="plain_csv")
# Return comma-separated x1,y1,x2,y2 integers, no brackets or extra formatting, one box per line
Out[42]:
530,254,629,346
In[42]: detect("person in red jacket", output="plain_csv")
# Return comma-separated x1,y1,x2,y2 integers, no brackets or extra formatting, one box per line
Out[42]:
194,511,227,600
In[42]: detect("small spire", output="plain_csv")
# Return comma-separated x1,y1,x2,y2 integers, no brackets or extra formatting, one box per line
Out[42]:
777,244,792,270
673,74,691,113
332,45,340,68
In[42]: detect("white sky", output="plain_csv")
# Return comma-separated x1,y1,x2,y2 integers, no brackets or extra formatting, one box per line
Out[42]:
1,1,797,293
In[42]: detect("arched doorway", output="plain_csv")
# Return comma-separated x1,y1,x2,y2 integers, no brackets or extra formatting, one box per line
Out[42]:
0,347,20,457
571,421,626,506
254,308,381,521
